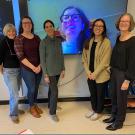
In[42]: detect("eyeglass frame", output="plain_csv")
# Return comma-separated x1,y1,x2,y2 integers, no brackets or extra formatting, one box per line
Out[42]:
22,22,32,25
94,24,104,29
60,14,81,23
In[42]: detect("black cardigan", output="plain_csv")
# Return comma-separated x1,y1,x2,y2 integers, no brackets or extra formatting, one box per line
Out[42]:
0,36,20,68
111,36,135,81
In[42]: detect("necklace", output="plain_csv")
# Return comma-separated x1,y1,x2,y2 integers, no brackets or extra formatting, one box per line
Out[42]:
5,39,16,55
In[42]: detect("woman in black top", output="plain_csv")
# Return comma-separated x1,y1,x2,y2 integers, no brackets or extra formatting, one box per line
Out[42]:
0,23,24,123
103,13,135,131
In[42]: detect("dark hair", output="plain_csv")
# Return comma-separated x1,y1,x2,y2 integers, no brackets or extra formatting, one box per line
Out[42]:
91,18,107,39
60,6,90,51
43,19,55,29
84,18,107,50
19,16,34,35
116,13,135,32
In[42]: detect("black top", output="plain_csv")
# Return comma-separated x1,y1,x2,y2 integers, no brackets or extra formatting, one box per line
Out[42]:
0,36,20,68
89,41,97,72
111,36,135,81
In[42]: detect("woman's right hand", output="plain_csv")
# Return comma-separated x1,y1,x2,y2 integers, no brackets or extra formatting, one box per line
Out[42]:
44,75,50,84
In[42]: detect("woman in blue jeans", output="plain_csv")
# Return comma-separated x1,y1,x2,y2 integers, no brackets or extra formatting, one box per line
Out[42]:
14,16,42,118
0,23,24,123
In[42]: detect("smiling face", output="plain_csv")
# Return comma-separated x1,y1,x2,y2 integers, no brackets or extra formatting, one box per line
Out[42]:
7,28,16,39
119,15,131,32
44,22,55,37
61,8,84,42
93,20,104,37
22,18,32,33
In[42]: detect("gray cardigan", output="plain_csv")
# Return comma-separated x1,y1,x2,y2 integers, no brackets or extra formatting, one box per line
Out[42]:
39,36,65,76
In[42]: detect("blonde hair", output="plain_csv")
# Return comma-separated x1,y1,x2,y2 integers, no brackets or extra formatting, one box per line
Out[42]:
116,13,135,32
3,23,16,36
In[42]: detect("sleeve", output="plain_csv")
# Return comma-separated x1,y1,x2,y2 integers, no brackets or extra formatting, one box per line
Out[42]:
82,48,91,76
14,36,26,61
125,38,135,81
93,39,112,78
0,40,5,65
39,40,48,76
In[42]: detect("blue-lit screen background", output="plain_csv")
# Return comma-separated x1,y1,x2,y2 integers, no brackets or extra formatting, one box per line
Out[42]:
27,0,127,54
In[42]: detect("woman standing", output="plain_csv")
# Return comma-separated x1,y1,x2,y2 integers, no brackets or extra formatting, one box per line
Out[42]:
39,20,65,122
103,13,135,131
14,16,42,118
82,19,112,120
0,24,24,123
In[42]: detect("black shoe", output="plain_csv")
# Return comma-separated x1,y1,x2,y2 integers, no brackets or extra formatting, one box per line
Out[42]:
106,123,123,131
103,116,115,123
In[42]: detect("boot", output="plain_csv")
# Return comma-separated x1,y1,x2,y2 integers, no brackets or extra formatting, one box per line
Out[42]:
30,106,41,118
34,105,43,114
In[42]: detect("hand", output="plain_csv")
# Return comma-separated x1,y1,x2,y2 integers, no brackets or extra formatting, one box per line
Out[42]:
121,80,130,90
88,73,95,80
0,65,3,74
35,65,41,74
32,65,41,74
44,75,50,84
60,70,65,78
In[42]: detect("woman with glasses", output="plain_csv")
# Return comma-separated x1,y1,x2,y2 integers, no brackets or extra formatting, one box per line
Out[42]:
0,23,24,123
82,19,112,120
14,16,43,118
103,13,135,131
39,20,65,122
60,6,90,54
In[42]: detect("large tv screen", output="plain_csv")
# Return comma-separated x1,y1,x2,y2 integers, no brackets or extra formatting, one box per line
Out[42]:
27,0,127,54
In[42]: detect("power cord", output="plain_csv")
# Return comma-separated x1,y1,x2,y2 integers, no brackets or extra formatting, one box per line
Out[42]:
58,68,84,87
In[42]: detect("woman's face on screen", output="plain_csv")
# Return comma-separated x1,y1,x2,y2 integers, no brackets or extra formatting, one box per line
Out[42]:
61,8,84,42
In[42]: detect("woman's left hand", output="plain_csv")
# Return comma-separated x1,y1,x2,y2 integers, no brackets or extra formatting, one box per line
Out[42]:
89,73,95,80
60,70,65,78
0,65,3,74
121,80,130,90
34,65,41,74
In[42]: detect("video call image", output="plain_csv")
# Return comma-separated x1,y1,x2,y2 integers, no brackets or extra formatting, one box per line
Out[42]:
27,0,127,54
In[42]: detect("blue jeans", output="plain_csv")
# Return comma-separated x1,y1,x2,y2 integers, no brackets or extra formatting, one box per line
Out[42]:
3,68,21,116
21,67,42,107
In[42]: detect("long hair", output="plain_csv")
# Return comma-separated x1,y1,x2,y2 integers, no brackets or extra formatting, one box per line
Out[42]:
60,6,90,52
19,16,34,35
84,18,107,50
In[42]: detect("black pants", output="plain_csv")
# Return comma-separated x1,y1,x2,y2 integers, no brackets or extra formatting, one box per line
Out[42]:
110,68,129,124
48,75,60,115
87,79,108,113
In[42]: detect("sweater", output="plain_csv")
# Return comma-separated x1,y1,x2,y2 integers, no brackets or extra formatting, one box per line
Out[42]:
39,36,65,76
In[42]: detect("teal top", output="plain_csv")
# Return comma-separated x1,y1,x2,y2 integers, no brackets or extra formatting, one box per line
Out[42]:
39,36,65,76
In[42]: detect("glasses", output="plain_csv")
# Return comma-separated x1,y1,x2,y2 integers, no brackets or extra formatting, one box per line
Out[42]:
120,20,130,23
6,39,16,56
94,25,104,29
61,14,80,22
22,22,31,25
